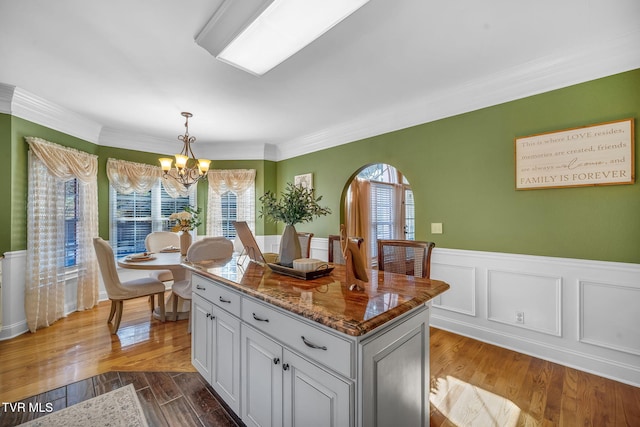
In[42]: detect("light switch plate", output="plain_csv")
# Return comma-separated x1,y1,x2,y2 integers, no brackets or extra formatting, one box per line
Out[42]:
431,223,443,234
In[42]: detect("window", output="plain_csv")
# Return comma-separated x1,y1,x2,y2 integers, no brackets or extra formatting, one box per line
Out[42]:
220,191,238,239
110,181,195,257
206,169,255,237
64,178,79,267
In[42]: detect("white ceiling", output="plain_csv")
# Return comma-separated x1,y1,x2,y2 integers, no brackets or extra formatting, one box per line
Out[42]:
0,0,639,161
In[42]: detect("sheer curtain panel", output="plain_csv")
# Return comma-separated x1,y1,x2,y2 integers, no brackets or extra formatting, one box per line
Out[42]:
207,169,256,235
26,137,99,332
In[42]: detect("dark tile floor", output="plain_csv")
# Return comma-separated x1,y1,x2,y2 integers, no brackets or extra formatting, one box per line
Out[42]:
0,372,244,427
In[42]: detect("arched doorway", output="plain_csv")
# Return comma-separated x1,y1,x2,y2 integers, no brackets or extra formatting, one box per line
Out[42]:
345,163,414,266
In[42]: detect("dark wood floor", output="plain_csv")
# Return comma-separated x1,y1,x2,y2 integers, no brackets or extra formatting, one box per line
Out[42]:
0,371,241,427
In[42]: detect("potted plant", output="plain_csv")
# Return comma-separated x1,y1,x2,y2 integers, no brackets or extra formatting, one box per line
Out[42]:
259,182,331,267
170,205,202,255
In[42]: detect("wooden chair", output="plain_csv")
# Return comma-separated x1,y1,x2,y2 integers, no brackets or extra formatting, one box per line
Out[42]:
93,237,166,334
145,231,180,283
328,234,364,264
171,237,234,329
297,232,314,258
377,239,435,278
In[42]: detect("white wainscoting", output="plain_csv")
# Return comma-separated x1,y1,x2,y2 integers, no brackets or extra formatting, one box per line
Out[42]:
3,240,639,388
429,248,640,387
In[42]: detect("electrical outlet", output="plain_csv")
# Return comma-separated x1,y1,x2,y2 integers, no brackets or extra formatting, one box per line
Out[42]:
515,311,524,324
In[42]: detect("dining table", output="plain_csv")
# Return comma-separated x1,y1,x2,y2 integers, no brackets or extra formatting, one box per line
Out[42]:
117,250,190,320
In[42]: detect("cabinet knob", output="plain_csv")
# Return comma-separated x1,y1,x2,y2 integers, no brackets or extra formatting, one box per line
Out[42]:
205,313,210,318
252,313,269,322
273,357,280,365
282,363,290,371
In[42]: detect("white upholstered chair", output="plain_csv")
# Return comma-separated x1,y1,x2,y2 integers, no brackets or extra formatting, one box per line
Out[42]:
93,237,166,334
145,231,180,282
172,237,234,329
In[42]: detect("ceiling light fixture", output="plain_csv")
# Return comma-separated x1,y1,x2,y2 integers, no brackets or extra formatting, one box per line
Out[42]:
159,112,210,189
195,0,370,76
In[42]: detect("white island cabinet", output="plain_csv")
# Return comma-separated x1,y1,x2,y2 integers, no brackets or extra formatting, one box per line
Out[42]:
186,260,449,427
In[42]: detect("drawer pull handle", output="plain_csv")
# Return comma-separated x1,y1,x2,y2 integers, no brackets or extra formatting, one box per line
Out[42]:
219,296,231,303
252,313,269,322
301,336,327,351
206,313,215,319
283,363,290,371
196,285,205,290
273,357,280,365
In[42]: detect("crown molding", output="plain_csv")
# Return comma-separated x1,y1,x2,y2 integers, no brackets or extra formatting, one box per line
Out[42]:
0,83,16,115
274,30,640,161
99,127,278,162
8,86,103,143
98,127,174,155
198,141,278,162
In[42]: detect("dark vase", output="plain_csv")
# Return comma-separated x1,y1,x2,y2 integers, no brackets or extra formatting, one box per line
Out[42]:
279,224,301,267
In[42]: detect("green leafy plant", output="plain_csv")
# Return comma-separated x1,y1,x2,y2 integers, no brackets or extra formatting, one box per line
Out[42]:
259,183,331,226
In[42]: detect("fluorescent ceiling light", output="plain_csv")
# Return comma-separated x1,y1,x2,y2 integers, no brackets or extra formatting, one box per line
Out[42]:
195,0,370,76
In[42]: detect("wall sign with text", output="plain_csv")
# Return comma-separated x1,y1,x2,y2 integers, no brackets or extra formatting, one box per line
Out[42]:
515,118,634,190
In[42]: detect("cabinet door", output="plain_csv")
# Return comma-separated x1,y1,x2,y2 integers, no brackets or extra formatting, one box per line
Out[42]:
283,349,352,427
192,293,213,381
211,307,241,415
361,309,429,427
241,325,283,427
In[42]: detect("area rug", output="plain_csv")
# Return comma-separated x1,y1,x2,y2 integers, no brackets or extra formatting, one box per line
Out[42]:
19,384,148,427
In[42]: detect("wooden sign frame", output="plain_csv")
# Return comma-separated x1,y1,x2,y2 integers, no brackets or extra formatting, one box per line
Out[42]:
515,118,634,190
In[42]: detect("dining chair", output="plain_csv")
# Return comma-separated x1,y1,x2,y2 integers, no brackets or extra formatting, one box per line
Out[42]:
145,231,180,283
171,237,234,328
297,232,314,258
328,234,364,264
377,239,435,279
93,237,166,334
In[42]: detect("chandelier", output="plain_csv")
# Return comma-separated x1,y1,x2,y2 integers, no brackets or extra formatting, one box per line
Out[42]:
159,112,211,189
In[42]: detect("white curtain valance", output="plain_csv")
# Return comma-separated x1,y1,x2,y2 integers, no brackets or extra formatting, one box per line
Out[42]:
106,158,161,195
207,169,256,195
106,158,193,198
26,137,97,183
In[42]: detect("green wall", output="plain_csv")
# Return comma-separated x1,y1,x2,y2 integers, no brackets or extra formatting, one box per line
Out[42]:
276,69,640,263
1,69,638,263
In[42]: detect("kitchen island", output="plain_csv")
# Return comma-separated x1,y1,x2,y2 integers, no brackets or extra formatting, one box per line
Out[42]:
182,257,449,427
